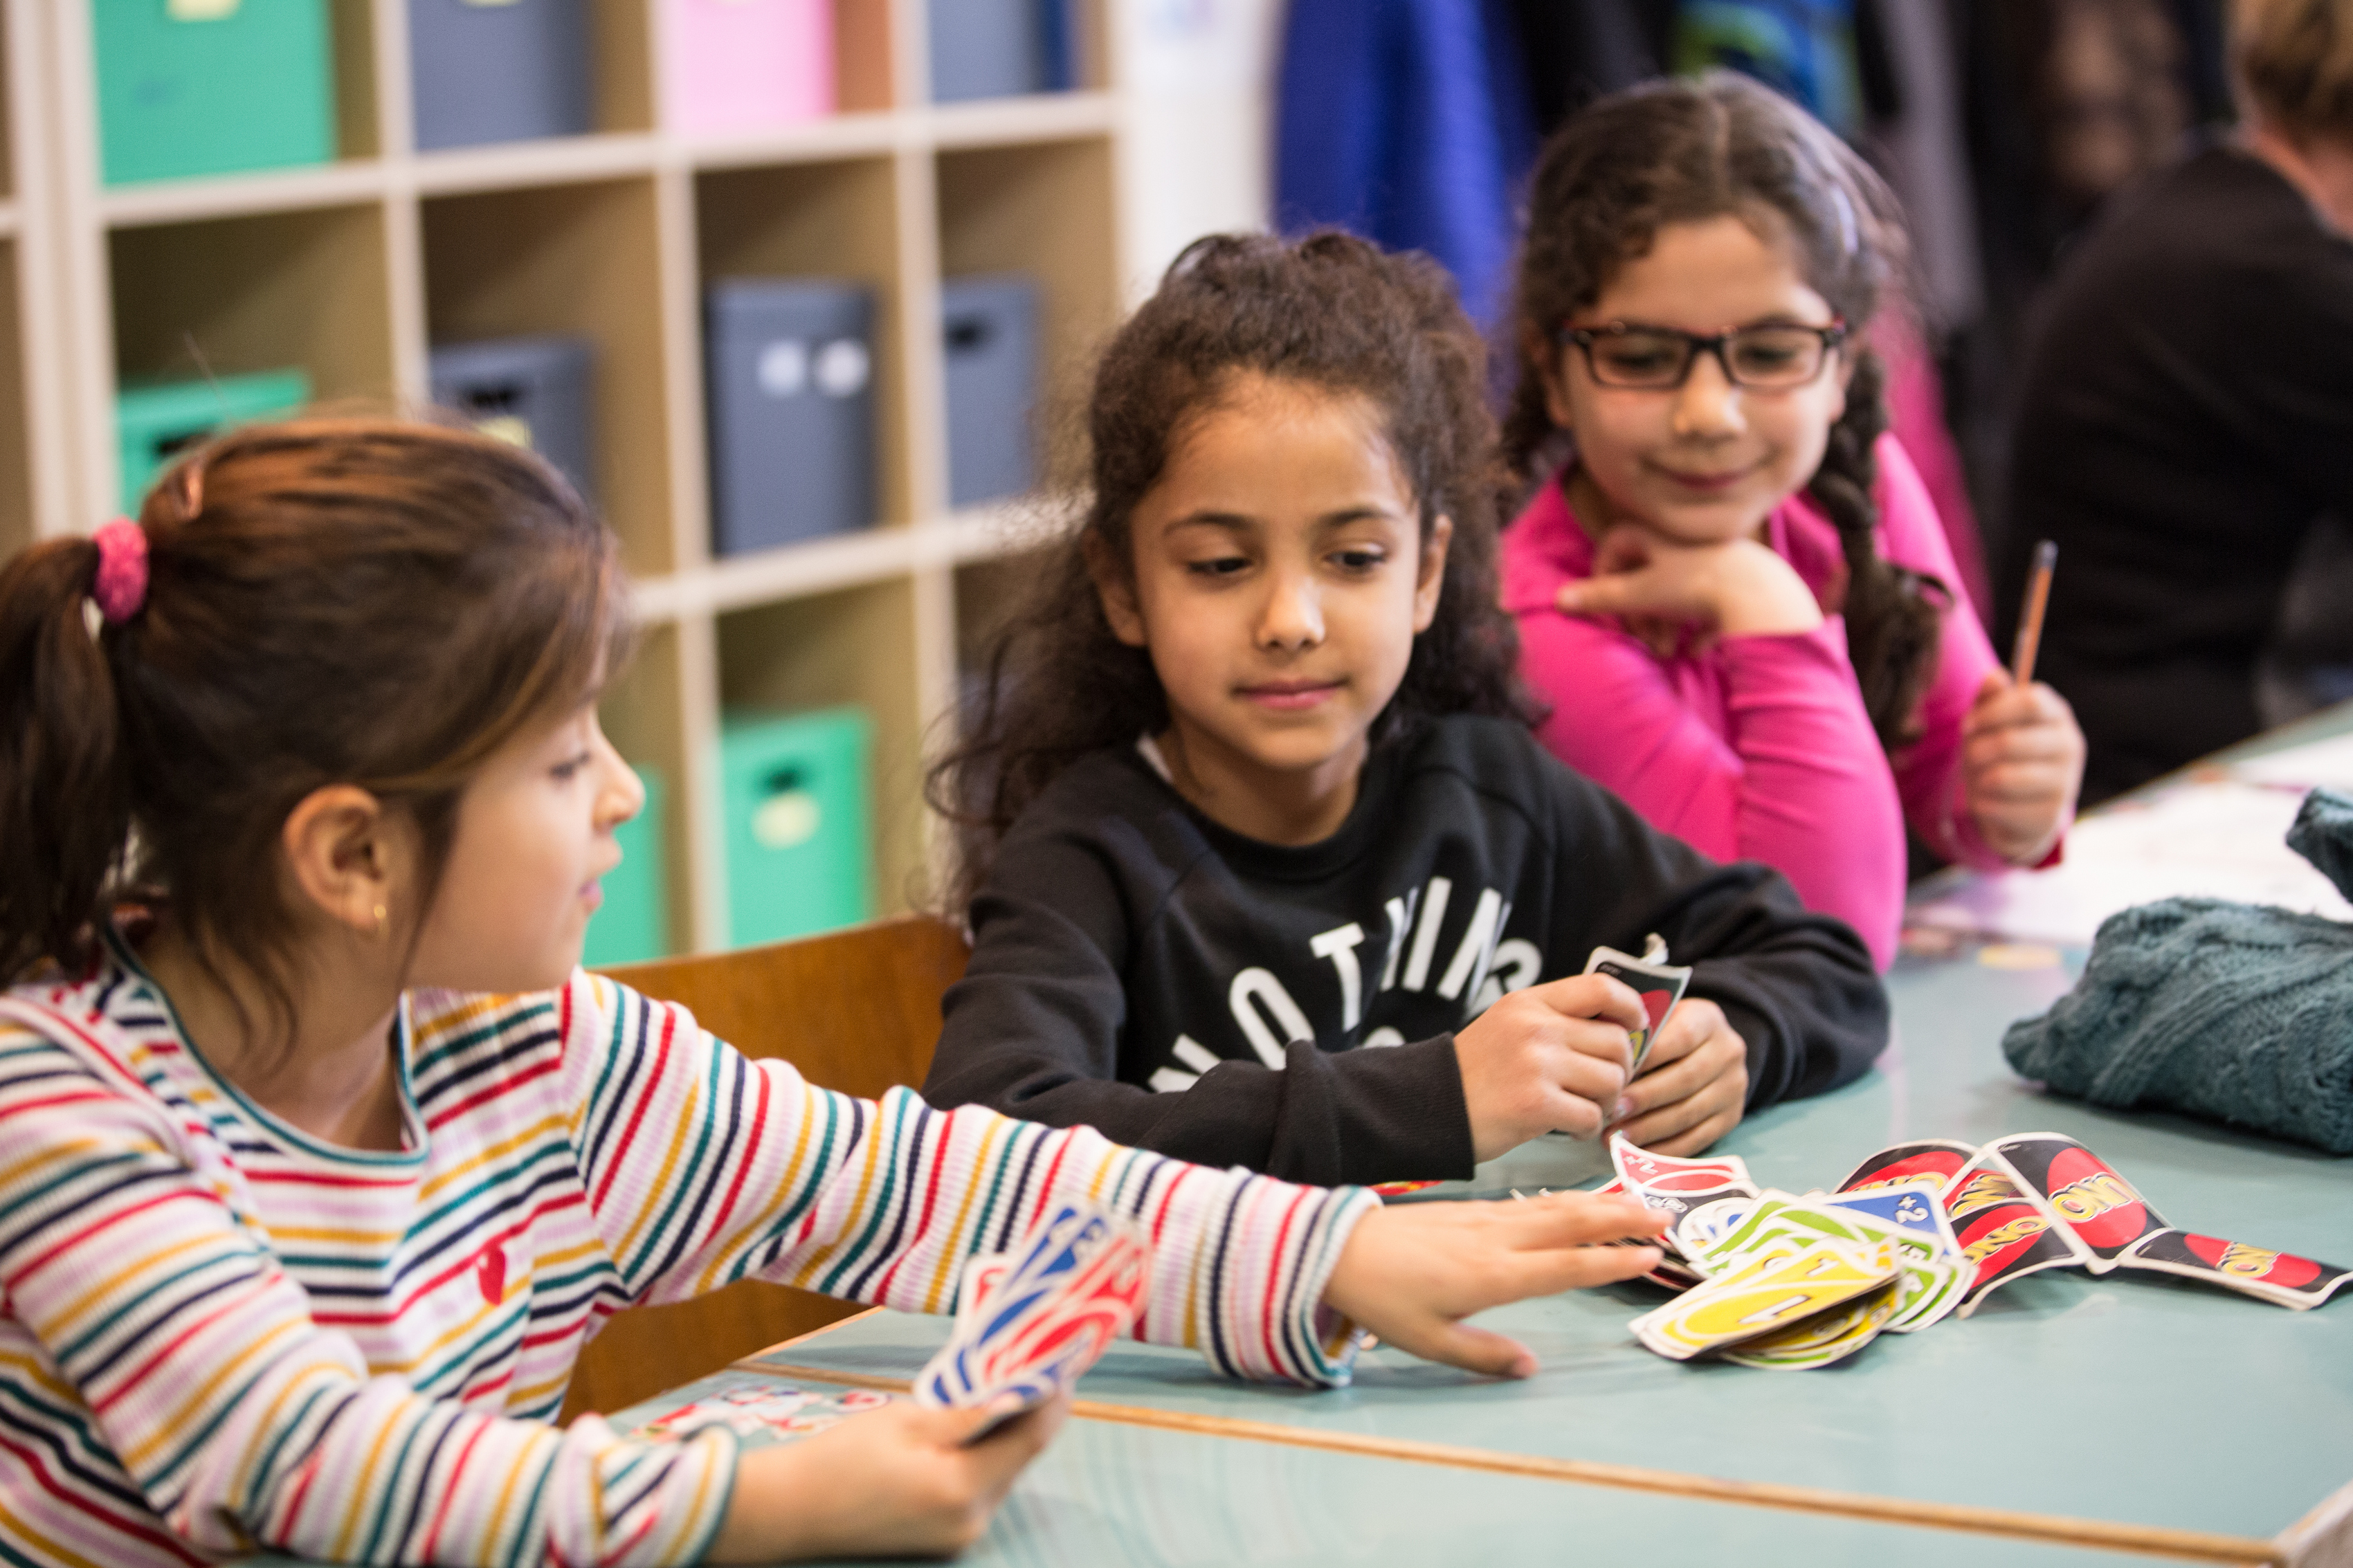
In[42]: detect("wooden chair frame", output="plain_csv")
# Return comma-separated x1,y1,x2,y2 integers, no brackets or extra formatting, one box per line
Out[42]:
559,913,967,1418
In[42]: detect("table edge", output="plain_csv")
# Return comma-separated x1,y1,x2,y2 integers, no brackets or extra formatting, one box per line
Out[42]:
736,1351,2280,1566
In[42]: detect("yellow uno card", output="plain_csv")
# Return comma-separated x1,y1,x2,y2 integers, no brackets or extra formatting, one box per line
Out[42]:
1633,1238,1901,1362
1723,1275,1905,1369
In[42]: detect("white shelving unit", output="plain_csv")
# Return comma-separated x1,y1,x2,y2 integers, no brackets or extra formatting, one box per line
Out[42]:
19,0,1145,953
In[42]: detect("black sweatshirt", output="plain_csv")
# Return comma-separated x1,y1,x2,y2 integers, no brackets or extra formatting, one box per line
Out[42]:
1995,145,2353,803
923,716,1888,1187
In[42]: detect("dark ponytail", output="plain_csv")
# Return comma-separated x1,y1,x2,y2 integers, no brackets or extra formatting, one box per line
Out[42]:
0,538,135,982
1807,350,1948,747
1505,73,1949,750
0,416,629,1046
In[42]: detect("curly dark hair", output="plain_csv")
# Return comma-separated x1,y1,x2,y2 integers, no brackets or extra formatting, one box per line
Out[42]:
929,230,1536,909
1502,72,1947,751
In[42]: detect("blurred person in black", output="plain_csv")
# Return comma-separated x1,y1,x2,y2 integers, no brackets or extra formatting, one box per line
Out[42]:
1995,0,2353,803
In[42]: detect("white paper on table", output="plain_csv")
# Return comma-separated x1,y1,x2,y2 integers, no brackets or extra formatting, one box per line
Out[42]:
1909,779,2353,947
2229,729,2353,790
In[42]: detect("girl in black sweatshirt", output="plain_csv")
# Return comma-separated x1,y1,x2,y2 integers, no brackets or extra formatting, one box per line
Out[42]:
923,233,1887,1187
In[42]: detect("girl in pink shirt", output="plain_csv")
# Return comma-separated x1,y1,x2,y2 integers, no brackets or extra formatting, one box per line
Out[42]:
1498,75,2087,971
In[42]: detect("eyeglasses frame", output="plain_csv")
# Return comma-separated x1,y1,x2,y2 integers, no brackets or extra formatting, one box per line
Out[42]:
1554,318,1851,390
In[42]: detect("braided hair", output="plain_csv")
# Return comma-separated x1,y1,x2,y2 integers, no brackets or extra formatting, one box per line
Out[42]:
1503,73,1947,749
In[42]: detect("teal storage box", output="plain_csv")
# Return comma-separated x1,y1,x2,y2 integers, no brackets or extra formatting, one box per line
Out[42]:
583,767,669,967
720,707,873,945
115,368,311,510
93,0,337,186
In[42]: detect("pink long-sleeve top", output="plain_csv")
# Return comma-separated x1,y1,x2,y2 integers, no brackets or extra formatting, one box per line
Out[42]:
1500,434,2015,970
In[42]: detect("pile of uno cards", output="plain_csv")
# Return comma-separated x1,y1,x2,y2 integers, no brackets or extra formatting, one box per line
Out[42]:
1610,1131,2348,1371
915,1200,1150,1438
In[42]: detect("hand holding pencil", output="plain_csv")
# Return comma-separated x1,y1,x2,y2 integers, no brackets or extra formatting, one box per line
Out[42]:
1962,540,2084,865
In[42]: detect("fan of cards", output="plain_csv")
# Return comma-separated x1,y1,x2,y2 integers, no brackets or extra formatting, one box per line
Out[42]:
914,1200,1150,1441
1588,1130,2350,1371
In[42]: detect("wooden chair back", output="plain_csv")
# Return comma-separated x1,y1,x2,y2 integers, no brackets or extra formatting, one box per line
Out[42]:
558,914,969,1419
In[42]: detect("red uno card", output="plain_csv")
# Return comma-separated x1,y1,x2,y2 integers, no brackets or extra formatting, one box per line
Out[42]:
1990,1133,2168,1272
1610,1133,1750,1193
1838,1140,1978,1196
1943,1148,2093,1317
2118,1230,2353,1311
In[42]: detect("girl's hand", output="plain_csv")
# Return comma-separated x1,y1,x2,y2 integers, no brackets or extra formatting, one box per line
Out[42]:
1453,974,1648,1160
709,1394,1070,1562
1323,1192,1669,1377
1604,999,1748,1156
1962,672,2084,864
1555,525,1824,658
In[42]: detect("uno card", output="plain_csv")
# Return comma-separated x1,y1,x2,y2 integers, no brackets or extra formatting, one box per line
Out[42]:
1610,1133,1752,1194
1837,1140,1979,1196
1723,1275,1905,1370
1989,1133,2168,1273
1632,1237,1902,1361
1813,1180,1961,1253
2118,1230,2353,1311
1943,1148,2093,1318
917,1201,1150,1436
635,1383,894,1445
1674,1195,1759,1261
1801,1187,1966,1333
1584,947,1692,1075
1624,1179,1758,1235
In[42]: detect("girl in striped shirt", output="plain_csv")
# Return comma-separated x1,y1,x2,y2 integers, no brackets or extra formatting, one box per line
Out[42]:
0,418,1665,1567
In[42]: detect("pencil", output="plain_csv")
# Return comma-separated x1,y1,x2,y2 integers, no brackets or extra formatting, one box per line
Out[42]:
2010,539,2057,686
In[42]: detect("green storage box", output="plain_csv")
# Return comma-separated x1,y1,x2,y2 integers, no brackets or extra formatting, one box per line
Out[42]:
583,767,669,968
115,368,311,510
93,0,337,186
720,707,873,946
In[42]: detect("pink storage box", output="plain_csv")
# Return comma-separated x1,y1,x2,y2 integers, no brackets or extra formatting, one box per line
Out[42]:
661,0,835,136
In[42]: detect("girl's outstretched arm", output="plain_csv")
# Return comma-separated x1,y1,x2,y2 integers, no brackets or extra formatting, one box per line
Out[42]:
572,973,1369,1387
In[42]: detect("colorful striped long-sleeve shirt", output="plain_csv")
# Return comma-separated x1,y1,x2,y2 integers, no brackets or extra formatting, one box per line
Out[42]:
0,931,1377,1567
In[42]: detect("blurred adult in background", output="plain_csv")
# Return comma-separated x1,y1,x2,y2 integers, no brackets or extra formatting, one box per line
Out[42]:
1993,0,2353,803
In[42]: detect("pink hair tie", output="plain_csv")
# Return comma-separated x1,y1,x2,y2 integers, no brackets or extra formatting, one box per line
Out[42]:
90,518,149,625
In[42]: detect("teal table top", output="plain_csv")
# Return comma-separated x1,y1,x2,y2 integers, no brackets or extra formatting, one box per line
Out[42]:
597,1367,2140,1568
755,946,2353,1563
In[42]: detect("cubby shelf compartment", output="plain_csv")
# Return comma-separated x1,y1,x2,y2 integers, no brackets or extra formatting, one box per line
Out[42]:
422,175,674,576
696,154,911,534
109,201,399,412
717,576,929,934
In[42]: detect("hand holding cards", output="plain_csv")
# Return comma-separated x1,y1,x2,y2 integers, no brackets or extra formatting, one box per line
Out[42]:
916,1200,1150,1441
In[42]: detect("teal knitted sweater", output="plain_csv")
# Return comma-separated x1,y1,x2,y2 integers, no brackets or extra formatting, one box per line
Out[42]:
2002,788,2353,1155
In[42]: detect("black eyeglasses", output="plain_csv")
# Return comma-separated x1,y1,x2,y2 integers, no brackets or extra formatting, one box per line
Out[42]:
1556,319,1848,390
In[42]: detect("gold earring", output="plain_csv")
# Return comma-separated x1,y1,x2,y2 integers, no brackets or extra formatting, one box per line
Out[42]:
374,904,389,938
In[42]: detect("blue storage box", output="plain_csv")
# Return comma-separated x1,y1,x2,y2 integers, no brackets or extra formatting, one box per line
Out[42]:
430,336,597,502
927,0,1078,101
705,280,877,556
941,274,1040,509
408,0,591,150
